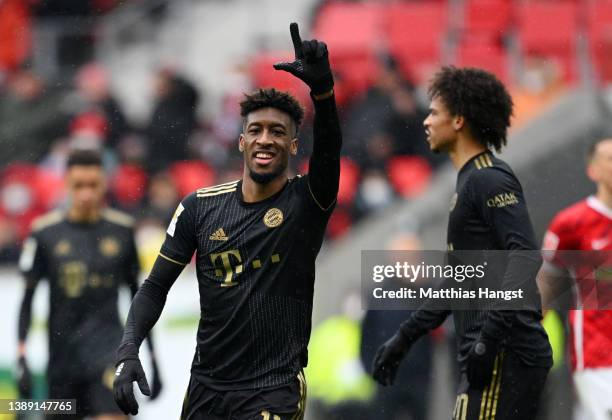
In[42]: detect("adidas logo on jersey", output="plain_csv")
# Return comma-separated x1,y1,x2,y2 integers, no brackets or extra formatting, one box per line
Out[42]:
210,228,229,241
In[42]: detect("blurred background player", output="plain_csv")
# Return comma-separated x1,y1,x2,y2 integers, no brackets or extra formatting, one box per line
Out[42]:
360,233,436,420
372,67,552,420
112,23,341,419
16,148,162,419
539,138,612,420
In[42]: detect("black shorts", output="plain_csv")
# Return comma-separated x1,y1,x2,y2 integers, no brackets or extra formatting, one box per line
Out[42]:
452,350,549,420
46,365,121,419
180,372,307,420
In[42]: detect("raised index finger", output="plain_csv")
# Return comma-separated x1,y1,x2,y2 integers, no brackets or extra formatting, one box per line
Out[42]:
290,22,304,59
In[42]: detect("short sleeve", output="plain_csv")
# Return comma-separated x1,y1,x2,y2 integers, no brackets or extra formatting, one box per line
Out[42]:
160,193,198,265
541,211,577,273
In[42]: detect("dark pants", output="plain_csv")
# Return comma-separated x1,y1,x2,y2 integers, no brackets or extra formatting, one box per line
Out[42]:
180,373,306,420
452,351,549,420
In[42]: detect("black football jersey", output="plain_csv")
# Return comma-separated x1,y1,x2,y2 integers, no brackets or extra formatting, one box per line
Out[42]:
19,209,140,378
447,151,552,368
160,176,335,390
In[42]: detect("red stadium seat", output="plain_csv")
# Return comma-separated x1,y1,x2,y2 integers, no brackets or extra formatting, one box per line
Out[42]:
517,1,579,81
456,38,510,84
313,1,385,53
387,156,432,198
110,164,147,208
462,0,513,42
169,161,216,198
326,207,352,239
586,0,612,82
313,2,386,100
337,157,360,206
0,163,52,240
385,2,449,83
250,52,310,106
70,111,108,139
32,168,65,210
329,49,380,103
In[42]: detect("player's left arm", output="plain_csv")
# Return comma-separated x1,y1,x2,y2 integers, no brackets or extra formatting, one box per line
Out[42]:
274,22,342,210
471,168,543,341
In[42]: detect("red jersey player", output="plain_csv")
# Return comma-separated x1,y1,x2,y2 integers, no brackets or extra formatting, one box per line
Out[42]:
539,138,612,420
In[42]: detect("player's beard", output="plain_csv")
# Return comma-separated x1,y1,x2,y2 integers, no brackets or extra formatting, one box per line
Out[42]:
247,159,288,184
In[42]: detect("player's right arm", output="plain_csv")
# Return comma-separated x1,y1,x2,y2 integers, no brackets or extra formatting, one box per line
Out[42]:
113,193,198,415
538,215,576,313
16,232,46,398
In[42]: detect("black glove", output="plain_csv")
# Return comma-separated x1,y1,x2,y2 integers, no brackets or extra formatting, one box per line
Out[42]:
113,343,151,415
149,357,163,400
371,331,414,386
273,22,334,95
15,356,32,398
466,337,499,390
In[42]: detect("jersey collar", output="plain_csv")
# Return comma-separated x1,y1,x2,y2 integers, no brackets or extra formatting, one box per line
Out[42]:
458,150,492,176
236,178,290,207
587,195,612,220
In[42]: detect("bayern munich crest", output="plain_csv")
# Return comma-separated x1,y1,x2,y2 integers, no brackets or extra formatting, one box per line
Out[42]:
263,208,284,228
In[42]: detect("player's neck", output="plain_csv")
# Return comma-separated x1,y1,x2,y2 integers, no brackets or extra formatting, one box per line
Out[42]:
67,207,101,223
448,136,487,170
241,175,287,203
596,185,612,209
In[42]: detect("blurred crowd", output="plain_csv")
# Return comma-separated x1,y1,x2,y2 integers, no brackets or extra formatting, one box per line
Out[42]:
0,0,573,266
0,1,447,265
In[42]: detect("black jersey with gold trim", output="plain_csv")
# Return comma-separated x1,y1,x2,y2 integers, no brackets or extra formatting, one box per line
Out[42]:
18,209,140,379
447,151,552,369
160,176,335,390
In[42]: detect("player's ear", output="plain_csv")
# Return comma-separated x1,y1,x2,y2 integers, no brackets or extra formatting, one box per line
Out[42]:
453,115,465,131
290,138,298,156
586,161,599,183
239,134,245,153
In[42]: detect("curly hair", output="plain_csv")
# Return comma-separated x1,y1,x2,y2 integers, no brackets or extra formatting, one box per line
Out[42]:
428,66,513,152
240,88,305,135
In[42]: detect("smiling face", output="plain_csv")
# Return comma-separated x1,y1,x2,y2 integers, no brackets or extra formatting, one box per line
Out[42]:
239,107,298,184
423,95,463,154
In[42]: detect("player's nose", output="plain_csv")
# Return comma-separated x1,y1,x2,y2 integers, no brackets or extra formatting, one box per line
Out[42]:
256,129,274,145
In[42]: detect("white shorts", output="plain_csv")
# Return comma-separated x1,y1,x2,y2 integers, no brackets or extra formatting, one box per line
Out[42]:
573,368,612,420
